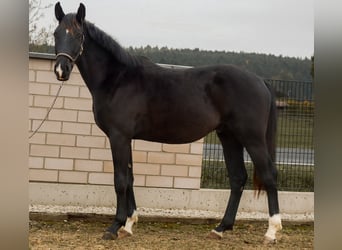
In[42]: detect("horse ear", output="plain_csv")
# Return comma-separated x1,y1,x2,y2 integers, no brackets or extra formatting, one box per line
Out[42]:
76,3,86,24
55,2,65,22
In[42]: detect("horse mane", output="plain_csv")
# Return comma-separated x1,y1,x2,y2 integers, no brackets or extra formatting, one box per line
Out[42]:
84,20,142,68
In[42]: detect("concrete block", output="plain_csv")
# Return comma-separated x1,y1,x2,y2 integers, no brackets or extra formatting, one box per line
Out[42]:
29,107,49,120
29,82,50,95
59,171,88,184
60,146,89,159
91,124,106,136
134,140,162,152
134,163,160,175
36,70,60,84
48,109,78,122
29,59,51,70
133,175,146,187
147,152,175,164
79,87,91,98
29,169,58,182
188,166,202,178
62,122,91,135
146,176,173,188
64,97,92,111
29,157,44,169
28,132,46,145
88,173,114,185
176,154,202,166
90,148,112,161
132,151,147,163
76,135,105,148
31,120,62,134
46,133,76,146
75,159,103,172
50,84,79,97
161,165,188,177
103,161,114,172
162,144,190,153
33,95,63,108
30,144,60,157
190,143,204,155
67,72,84,86
45,158,74,170
78,111,94,123
174,177,200,189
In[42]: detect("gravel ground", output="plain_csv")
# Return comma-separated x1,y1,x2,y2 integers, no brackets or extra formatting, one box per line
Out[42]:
30,204,314,222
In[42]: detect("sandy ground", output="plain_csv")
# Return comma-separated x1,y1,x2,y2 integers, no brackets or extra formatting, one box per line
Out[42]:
29,219,313,249
29,205,314,249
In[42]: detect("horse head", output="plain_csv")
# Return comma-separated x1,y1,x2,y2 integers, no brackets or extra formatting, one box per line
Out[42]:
53,2,85,81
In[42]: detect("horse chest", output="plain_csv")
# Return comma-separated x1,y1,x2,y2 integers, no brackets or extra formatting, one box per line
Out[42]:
92,96,137,136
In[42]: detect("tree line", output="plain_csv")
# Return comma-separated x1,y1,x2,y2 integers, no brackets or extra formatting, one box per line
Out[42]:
29,44,312,81
128,46,312,81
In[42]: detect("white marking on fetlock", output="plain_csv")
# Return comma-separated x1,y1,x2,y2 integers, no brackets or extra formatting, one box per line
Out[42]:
210,229,223,238
123,210,138,235
265,214,282,241
56,63,63,79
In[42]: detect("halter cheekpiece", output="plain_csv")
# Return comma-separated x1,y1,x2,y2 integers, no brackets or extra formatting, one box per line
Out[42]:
56,35,84,63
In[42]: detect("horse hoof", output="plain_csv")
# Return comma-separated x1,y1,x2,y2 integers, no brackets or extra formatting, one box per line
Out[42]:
118,228,132,239
207,230,223,240
263,236,277,245
102,231,117,240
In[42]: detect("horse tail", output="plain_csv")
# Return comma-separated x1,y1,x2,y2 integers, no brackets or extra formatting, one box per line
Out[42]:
253,81,277,195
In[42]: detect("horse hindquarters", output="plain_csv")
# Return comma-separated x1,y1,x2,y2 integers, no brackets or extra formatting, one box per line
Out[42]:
210,79,281,242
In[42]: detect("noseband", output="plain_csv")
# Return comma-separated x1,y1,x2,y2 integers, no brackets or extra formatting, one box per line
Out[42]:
56,35,85,63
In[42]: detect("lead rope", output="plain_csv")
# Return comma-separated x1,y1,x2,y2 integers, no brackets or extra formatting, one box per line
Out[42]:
29,81,65,139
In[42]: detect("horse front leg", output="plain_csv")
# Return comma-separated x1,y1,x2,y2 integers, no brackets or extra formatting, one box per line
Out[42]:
102,132,131,240
120,146,138,237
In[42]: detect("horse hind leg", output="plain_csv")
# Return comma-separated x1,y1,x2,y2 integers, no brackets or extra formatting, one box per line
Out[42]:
245,141,282,244
208,130,247,239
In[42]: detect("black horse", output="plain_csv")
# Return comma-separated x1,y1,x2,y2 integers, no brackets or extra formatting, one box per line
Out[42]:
53,2,282,243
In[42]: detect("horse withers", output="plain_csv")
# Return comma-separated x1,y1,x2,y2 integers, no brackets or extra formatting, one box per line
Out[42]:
53,2,282,244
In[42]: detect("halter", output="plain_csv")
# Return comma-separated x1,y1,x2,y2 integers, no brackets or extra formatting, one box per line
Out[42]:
56,35,85,63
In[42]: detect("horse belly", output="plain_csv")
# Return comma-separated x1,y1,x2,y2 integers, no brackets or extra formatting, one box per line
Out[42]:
139,109,220,144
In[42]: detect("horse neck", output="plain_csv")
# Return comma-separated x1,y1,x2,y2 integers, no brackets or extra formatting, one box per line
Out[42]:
75,35,125,92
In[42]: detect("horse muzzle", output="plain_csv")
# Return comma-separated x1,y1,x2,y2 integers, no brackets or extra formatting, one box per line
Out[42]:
54,57,73,81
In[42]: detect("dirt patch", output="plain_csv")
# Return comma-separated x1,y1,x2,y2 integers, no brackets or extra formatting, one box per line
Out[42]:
29,218,313,249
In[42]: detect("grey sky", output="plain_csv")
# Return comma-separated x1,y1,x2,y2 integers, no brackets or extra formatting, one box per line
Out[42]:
38,0,314,58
